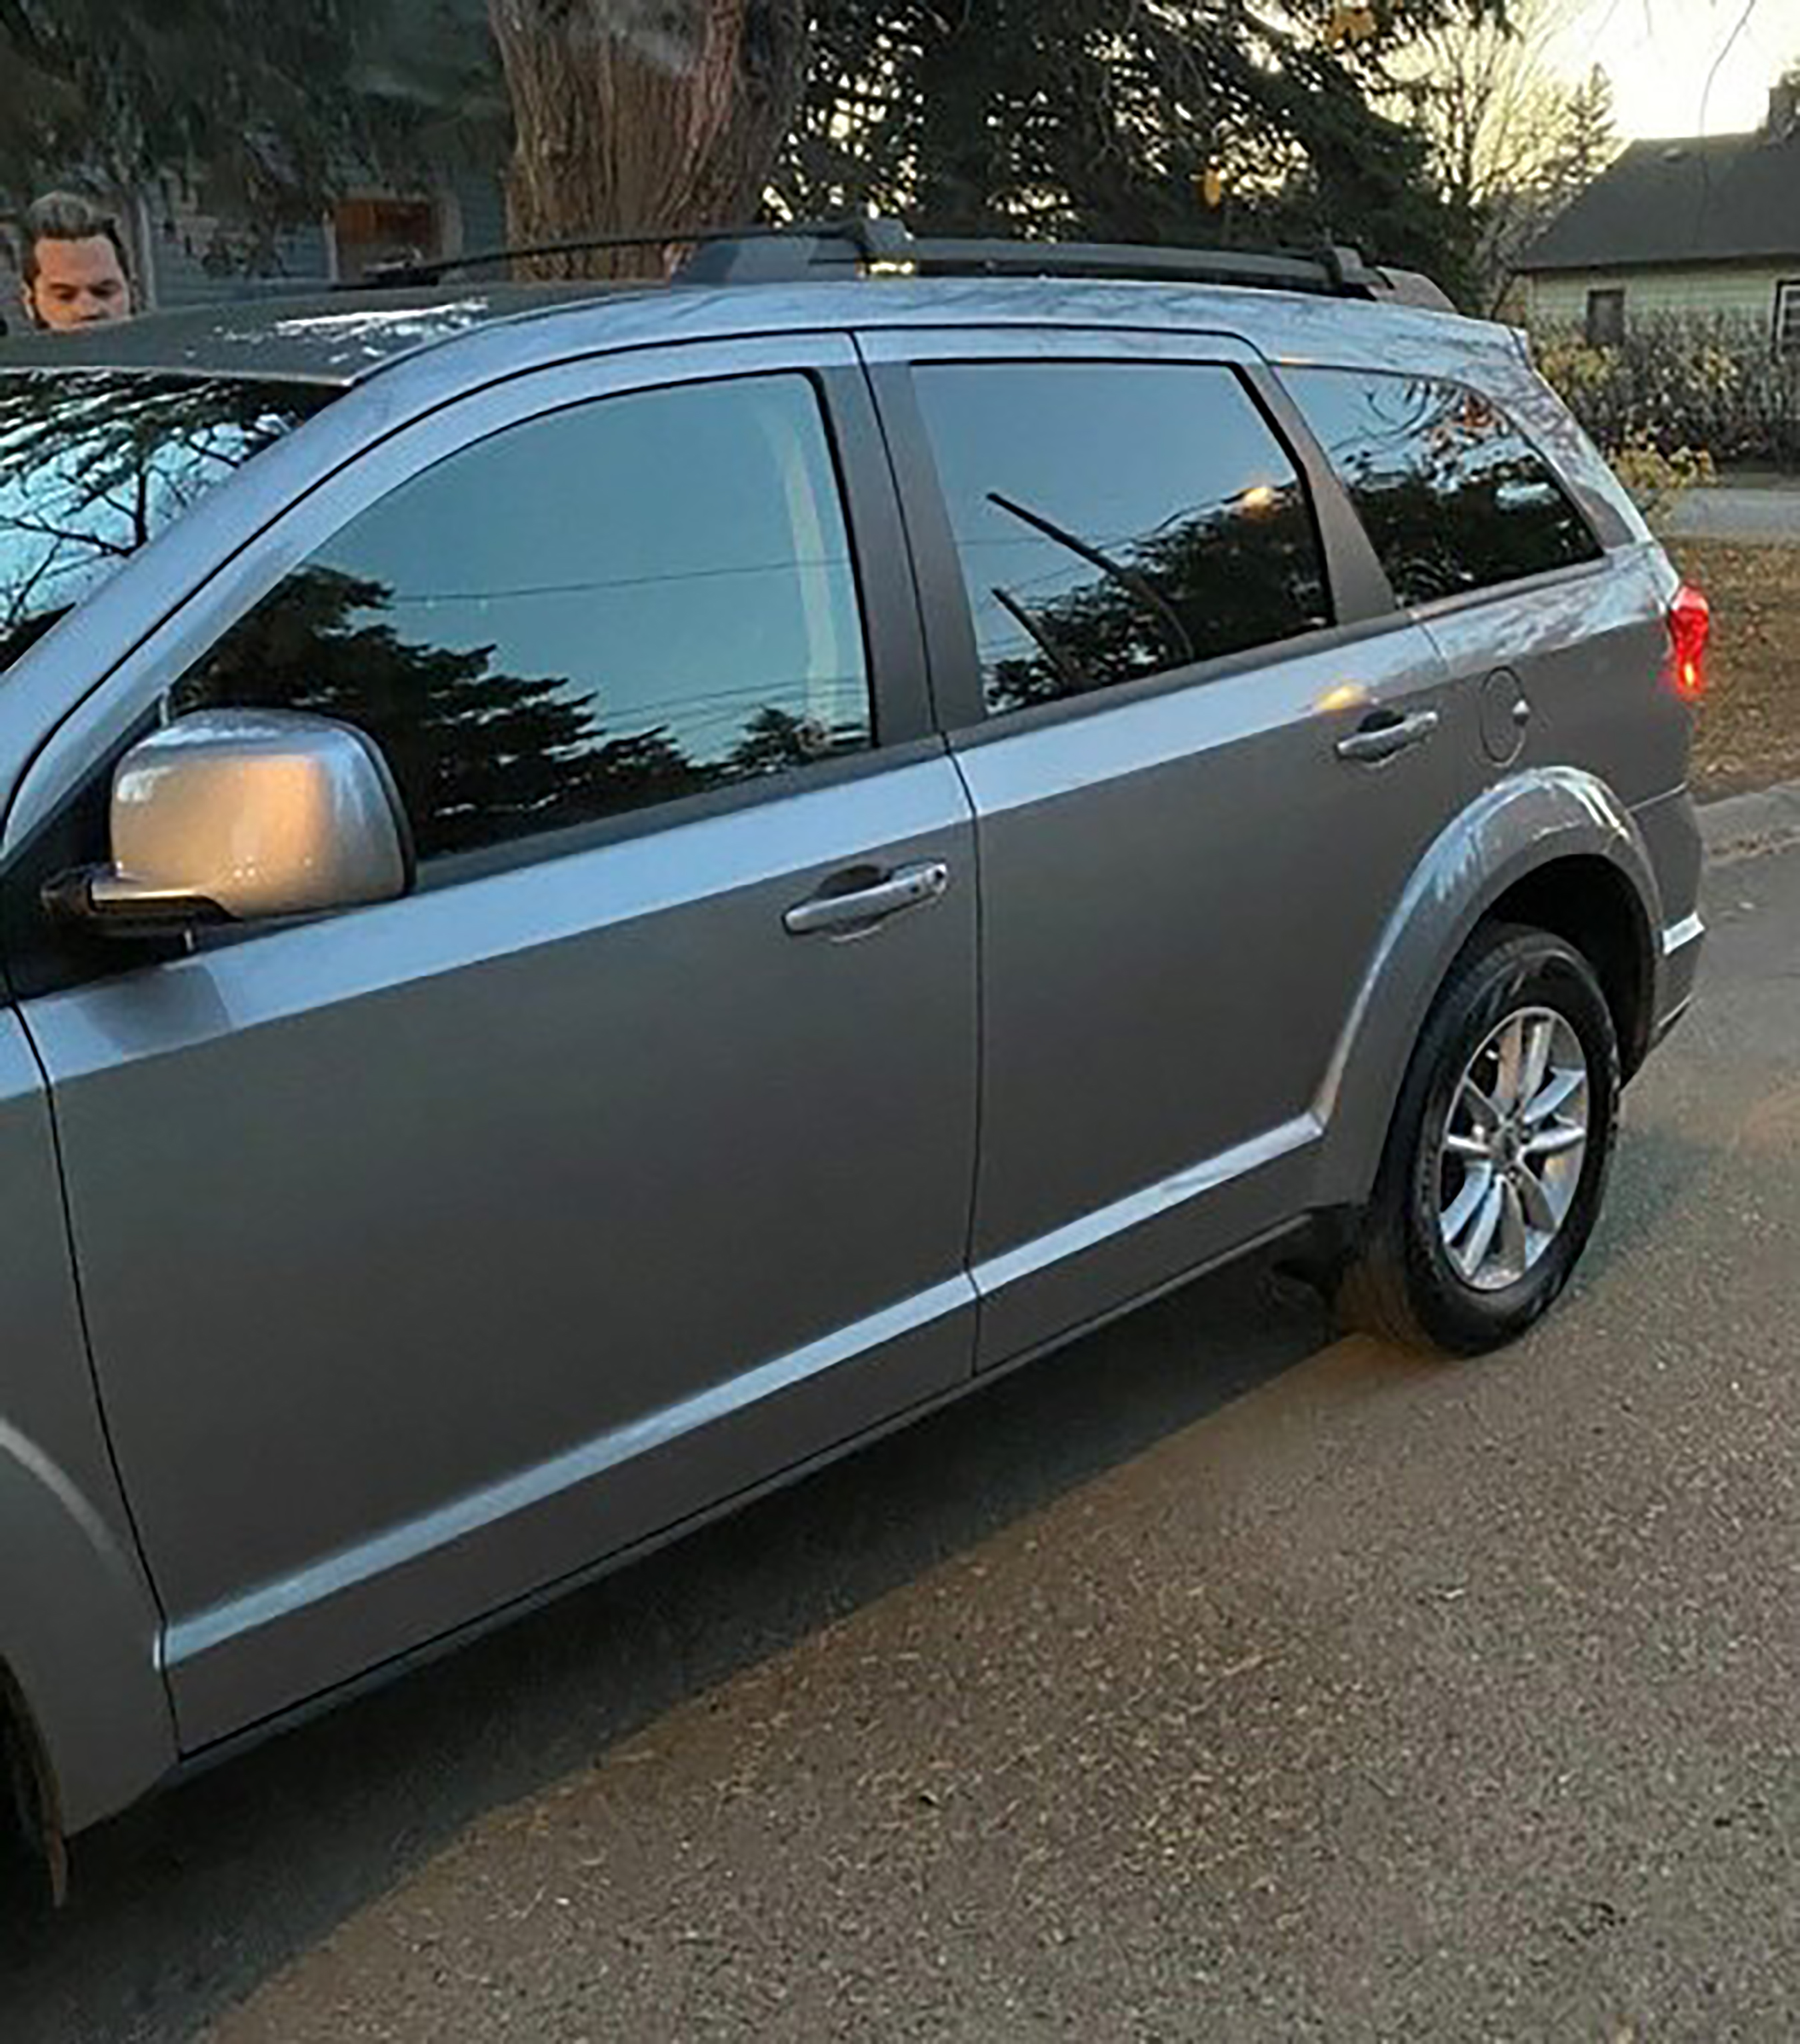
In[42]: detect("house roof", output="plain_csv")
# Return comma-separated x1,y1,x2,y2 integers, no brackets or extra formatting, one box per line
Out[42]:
1519,130,1800,273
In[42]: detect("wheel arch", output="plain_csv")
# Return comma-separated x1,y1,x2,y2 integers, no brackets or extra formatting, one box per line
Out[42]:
1313,769,1663,1212
0,1421,177,1854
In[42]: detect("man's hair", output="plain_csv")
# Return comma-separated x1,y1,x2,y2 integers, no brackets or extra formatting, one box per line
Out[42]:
21,191,128,288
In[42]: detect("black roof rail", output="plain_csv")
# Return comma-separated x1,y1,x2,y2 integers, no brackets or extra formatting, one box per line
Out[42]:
351,216,899,291
355,214,1455,314
680,220,1455,309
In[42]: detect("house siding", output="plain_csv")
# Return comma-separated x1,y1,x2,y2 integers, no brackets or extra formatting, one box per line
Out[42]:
140,184,335,309
1525,263,1800,336
137,169,507,309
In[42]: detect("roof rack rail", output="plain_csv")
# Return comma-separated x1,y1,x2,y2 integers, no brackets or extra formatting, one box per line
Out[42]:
351,217,895,291
683,221,1455,310
357,215,1455,314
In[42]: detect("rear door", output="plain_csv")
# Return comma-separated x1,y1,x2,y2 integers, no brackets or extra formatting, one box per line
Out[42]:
863,327,1467,1365
9,337,981,1745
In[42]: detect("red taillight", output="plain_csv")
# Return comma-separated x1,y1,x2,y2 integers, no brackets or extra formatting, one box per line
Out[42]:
1668,584,1711,703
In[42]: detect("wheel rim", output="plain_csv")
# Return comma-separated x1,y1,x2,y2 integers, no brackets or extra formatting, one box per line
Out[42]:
1436,1006,1590,1295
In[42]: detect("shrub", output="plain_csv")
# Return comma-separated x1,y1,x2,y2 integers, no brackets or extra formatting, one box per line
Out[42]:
1534,314,1800,471
1606,434,1717,527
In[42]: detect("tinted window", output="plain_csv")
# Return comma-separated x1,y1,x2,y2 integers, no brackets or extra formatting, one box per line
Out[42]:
174,375,871,861
0,372,331,675
1283,368,1601,609
913,362,1330,717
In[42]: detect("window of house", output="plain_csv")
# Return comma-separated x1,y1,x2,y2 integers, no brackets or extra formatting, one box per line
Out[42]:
1585,287,1626,347
1777,281,1800,356
1281,367,1603,610
912,361,1331,717
332,195,444,284
171,374,872,861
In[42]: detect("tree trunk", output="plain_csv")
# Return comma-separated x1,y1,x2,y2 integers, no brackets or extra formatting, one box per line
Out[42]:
487,0,810,279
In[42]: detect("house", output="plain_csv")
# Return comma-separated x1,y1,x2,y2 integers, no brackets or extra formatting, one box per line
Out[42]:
123,169,509,309
7,10,511,317
1517,77,1800,353
2,160,511,324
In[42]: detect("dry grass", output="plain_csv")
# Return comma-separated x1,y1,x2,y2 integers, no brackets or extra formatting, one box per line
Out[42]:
1669,538,1800,799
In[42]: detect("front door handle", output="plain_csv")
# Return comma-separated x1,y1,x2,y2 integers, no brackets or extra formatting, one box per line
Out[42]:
783,859,951,937
1335,707,1441,765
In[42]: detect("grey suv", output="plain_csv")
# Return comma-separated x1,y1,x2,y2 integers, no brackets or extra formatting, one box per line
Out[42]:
0,223,1705,1888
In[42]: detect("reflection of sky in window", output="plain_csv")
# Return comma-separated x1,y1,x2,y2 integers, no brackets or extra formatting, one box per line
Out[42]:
1295,371,1533,497
309,375,867,760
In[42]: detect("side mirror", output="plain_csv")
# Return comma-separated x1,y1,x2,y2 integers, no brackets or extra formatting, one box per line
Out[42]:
48,709,414,937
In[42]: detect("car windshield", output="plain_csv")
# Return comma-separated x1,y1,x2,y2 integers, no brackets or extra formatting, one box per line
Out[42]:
0,371,335,676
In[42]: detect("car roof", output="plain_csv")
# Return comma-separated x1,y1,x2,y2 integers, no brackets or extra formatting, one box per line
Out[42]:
0,273,1518,391
0,284,635,383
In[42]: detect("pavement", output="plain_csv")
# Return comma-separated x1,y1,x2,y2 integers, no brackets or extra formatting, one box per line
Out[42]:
4,835,1799,2043
1701,776,1800,863
1664,483,1800,547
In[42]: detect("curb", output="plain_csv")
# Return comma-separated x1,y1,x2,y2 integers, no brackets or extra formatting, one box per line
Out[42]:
1699,779,1800,861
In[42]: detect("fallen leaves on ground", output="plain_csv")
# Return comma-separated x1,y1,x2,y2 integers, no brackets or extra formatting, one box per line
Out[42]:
1670,538,1800,798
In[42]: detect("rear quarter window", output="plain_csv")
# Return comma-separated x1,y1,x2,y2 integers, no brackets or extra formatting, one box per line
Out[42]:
1281,366,1602,609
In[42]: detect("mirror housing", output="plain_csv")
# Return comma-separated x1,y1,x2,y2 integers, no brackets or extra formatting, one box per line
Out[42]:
49,710,413,937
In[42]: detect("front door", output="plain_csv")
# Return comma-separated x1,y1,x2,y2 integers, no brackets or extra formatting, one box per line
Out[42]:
15,341,979,1747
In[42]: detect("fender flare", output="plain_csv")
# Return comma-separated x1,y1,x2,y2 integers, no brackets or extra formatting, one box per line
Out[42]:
1313,768,1663,1210
0,1420,175,1845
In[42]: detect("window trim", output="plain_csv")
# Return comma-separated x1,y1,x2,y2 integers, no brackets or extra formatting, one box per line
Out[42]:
859,326,1387,734
4,337,931,995
1775,279,1800,357
1585,286,1626,347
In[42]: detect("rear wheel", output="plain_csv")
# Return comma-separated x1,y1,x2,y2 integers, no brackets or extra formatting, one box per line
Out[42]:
1335,923,1621,1355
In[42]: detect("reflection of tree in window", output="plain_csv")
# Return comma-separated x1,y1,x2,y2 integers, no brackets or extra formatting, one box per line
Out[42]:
1283,368,1600,608
0,372,329,673
172,375,873,861
174,568,711,856
982,480,1327,714
915,361,1331,718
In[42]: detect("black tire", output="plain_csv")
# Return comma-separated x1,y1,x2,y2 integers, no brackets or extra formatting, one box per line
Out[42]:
0,1719,53,1921
1334,921,1621,1356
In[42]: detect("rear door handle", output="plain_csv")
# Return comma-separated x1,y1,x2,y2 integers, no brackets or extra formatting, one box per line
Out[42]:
1335,707,1441,765
783,859,951,937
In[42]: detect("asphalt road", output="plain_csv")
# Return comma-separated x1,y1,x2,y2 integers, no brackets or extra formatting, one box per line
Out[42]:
1665,485,1800,547
5,843,1799,2043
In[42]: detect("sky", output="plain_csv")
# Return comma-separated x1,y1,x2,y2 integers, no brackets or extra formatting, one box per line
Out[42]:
1551,0,1800,137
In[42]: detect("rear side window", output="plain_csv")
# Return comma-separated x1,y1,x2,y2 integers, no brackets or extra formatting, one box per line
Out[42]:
1283,367,1601,609
913,361,1330,717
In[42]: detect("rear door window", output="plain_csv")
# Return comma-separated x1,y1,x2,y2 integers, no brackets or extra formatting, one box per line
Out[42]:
912,361,1331,718
1281,367,1601,609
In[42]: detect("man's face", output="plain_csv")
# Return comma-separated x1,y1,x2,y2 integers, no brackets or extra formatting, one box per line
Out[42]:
25,235,133,331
